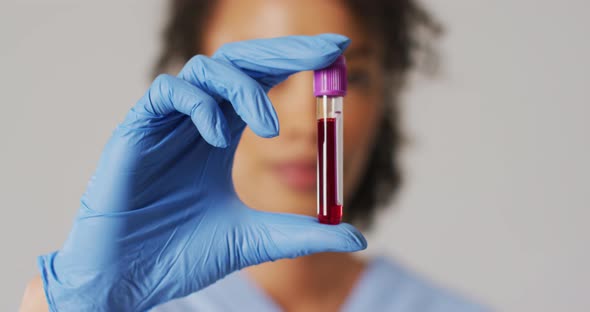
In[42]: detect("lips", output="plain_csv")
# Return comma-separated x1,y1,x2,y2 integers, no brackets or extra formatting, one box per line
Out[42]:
272,160,317,192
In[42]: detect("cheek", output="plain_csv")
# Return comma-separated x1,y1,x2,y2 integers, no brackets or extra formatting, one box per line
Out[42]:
342,93,383,195
231,129,264,197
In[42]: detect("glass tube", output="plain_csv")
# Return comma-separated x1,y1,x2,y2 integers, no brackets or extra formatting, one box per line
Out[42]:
317,95,343,225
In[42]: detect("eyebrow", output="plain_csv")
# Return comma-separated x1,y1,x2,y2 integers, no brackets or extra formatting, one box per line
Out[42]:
344,45,376,60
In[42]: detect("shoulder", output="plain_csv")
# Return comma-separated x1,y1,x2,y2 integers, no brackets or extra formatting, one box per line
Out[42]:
344,256,491,312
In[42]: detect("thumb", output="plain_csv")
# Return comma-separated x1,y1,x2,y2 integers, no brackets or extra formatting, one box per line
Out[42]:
248,210,367,261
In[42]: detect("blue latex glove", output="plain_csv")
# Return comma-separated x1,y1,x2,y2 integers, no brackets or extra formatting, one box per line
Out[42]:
38,34,367,312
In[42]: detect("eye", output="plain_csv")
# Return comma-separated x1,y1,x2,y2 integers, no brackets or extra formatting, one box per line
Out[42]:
347,69,371,87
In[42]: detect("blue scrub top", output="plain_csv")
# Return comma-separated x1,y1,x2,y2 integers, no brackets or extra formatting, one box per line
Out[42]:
153,256,489,311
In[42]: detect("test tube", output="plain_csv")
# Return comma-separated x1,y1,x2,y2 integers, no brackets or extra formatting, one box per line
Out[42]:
314,56,346,225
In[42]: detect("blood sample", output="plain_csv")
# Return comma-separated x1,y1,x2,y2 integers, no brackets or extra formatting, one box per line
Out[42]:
314,56,346,225
317,117,342,224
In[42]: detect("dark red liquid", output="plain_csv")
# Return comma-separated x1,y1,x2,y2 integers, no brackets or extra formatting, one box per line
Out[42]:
317,117,342,225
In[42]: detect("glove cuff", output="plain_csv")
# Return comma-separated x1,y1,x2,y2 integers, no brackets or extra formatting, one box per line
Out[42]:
37,252,59,312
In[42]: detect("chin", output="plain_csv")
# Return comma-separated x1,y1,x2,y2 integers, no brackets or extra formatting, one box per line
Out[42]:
259,198,316,217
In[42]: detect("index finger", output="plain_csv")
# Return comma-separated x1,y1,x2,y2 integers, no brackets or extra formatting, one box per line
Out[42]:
212,33,351,90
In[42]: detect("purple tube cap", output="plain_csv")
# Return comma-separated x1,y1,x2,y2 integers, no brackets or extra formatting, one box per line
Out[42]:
313,55,347,97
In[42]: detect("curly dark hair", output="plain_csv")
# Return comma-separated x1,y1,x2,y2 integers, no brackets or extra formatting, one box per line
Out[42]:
153,0,440,229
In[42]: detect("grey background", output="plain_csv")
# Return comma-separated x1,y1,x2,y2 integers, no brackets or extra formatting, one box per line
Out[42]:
1,1,589,311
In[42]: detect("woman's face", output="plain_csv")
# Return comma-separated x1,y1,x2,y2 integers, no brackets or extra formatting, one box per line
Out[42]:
203,0,385,216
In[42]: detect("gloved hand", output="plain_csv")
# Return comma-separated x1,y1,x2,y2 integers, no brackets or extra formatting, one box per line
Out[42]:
38,34,366,312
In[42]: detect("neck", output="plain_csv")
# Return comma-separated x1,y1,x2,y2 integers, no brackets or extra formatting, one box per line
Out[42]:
245,253,366,312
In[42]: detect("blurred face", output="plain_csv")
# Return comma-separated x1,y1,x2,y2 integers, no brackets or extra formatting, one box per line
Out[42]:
203,0,385,216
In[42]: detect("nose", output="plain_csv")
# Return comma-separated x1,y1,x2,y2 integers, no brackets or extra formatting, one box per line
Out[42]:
269,71,316,143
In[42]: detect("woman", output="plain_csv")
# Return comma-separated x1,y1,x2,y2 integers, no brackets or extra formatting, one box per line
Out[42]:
20,0,487,311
